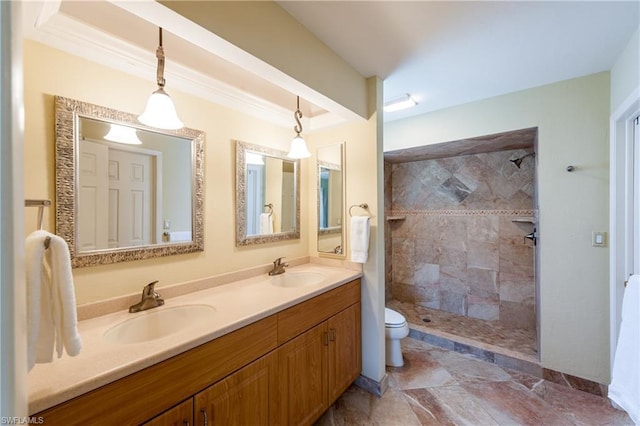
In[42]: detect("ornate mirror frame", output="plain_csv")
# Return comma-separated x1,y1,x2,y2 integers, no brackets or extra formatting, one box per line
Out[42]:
55,96,205,268
235,140,300,246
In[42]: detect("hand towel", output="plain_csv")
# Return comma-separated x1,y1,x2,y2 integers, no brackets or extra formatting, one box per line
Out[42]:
167,231,192,242
350,216,370,263
26,230,82,371
259,213,273,235
609,274,640,424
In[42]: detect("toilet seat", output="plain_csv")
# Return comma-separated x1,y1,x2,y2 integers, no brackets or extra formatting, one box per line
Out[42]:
385,308,407,328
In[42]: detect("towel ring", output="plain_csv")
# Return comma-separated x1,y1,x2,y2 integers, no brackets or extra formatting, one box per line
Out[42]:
264,203,273,216
349,203,370,217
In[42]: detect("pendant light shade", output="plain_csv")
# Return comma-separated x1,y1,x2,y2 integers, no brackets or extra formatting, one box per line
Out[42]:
104,124,142,145
287,96,311,159
138,28,184,130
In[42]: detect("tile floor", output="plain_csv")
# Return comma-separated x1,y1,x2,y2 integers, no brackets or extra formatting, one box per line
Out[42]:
316,338,632,425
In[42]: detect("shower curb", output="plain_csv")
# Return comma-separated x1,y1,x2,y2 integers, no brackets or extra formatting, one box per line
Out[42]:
408,328,543,377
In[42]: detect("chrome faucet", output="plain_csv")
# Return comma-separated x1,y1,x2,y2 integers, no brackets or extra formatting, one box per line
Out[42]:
268,257,289,276
129,280,165,313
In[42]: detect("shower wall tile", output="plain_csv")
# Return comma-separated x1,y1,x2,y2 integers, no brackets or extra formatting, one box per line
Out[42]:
441,290,466,315
467,294,500,321
386,148,536,331
467,241,499,270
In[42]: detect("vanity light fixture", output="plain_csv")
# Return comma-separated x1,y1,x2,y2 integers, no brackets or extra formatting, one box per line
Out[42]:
383,94,418,113
138,27,184,130
104,124,142,145
287,96,311,159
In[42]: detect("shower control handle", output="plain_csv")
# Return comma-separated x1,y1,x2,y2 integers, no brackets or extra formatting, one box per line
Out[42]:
524,228,537,246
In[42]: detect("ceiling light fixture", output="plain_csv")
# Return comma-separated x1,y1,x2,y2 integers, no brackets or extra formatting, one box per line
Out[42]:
287,96,311,159
383,94,418,113
104,124,142,145
138,27,184,130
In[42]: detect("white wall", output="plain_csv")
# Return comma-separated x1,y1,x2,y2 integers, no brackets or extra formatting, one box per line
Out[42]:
385,72,611,383
611,28,639,114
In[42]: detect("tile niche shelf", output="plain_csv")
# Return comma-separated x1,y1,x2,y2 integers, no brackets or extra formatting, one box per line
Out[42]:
511,217,535,223
386,216,406,221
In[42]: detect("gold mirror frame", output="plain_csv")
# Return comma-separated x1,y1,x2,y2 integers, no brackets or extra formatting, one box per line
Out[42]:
317,143,346,258
235,140,300,246
55,96,205,268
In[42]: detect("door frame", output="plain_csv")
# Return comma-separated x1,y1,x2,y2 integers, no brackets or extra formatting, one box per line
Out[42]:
609,86,640,370
1,1,27,416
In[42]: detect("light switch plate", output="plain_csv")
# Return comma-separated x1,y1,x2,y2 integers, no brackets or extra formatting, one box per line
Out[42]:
592,231,606,247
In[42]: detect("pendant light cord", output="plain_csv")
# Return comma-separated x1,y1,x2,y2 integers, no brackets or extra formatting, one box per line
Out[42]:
294,96,303,136
156,27,166,89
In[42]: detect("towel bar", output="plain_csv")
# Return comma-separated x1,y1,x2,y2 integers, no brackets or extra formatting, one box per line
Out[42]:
25,199,52,248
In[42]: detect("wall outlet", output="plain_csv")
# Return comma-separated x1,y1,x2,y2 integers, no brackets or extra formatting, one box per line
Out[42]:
592,231,606,247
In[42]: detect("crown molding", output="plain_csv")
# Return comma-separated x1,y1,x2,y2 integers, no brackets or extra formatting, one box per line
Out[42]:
22,1,342,131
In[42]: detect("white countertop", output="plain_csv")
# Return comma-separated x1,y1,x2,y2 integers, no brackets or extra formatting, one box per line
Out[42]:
28,263,361,414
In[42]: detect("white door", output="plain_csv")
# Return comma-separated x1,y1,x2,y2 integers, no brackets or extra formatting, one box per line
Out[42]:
108,149,153,247
78,140,109,250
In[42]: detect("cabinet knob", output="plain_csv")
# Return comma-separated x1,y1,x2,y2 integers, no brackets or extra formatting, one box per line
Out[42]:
329,328,336,342
323,332,329,346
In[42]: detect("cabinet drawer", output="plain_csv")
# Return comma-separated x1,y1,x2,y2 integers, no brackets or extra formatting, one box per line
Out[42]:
37,315,277,426
277,279,360,344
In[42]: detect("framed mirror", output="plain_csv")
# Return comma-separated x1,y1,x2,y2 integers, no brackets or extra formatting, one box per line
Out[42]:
317,143,345,257
55,96,205,268
235,140,300,246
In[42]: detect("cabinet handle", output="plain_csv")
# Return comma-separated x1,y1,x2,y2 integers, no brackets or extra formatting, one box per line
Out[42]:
200,409,208,426
323,331,329,346
329,328,336,342
183,420,190,426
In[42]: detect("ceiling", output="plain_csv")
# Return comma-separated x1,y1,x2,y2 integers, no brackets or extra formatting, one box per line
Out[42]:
22,1,639,128
279,1,640,122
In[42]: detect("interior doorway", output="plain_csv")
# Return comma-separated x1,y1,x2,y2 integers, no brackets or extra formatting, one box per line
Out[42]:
609,89,640,366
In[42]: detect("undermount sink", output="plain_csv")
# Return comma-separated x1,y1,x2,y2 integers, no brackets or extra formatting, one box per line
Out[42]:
270,272,325,288
103,304,216,344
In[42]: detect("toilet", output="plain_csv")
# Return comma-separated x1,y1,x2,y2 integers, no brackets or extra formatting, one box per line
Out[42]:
385,308,410,367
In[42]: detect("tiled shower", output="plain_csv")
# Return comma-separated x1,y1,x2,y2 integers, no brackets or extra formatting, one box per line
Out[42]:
384,129,537,353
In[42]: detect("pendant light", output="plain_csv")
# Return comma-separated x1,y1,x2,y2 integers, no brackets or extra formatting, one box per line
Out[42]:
287,96,311,159
104,124,142,145
138,27,184,130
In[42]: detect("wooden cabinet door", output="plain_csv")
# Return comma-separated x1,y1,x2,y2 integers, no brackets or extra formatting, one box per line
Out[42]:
194,351,278,426
143,399,193,426
327,303,362,403
278,322,328,425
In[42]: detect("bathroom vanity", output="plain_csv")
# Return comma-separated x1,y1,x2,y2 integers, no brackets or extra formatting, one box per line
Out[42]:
29,264,361,425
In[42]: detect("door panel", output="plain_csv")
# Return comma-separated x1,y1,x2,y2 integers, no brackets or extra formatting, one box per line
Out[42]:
278,322,327,425
327,303,361,403
195,351,277,426
78,140,108,250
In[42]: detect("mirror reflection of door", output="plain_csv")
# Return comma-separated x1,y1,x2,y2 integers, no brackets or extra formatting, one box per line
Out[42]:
79,140,160,250
246,163,265,236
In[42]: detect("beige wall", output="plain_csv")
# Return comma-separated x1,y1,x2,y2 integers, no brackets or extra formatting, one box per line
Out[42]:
161,1,368,119
24,40,310,304
611,28,639,113
385,72,611,383
307,76,386,384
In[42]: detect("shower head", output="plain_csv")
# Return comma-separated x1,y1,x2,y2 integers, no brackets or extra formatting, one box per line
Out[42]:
509,152,535,168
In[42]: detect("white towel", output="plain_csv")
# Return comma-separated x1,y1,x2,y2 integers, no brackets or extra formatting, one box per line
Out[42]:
26,230,82,371
609,274,640,424
350,216,370,263
259,213,273,235
167,231,192,242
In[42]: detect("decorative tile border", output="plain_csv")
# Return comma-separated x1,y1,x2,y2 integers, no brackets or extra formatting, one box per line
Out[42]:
387,209,535,217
